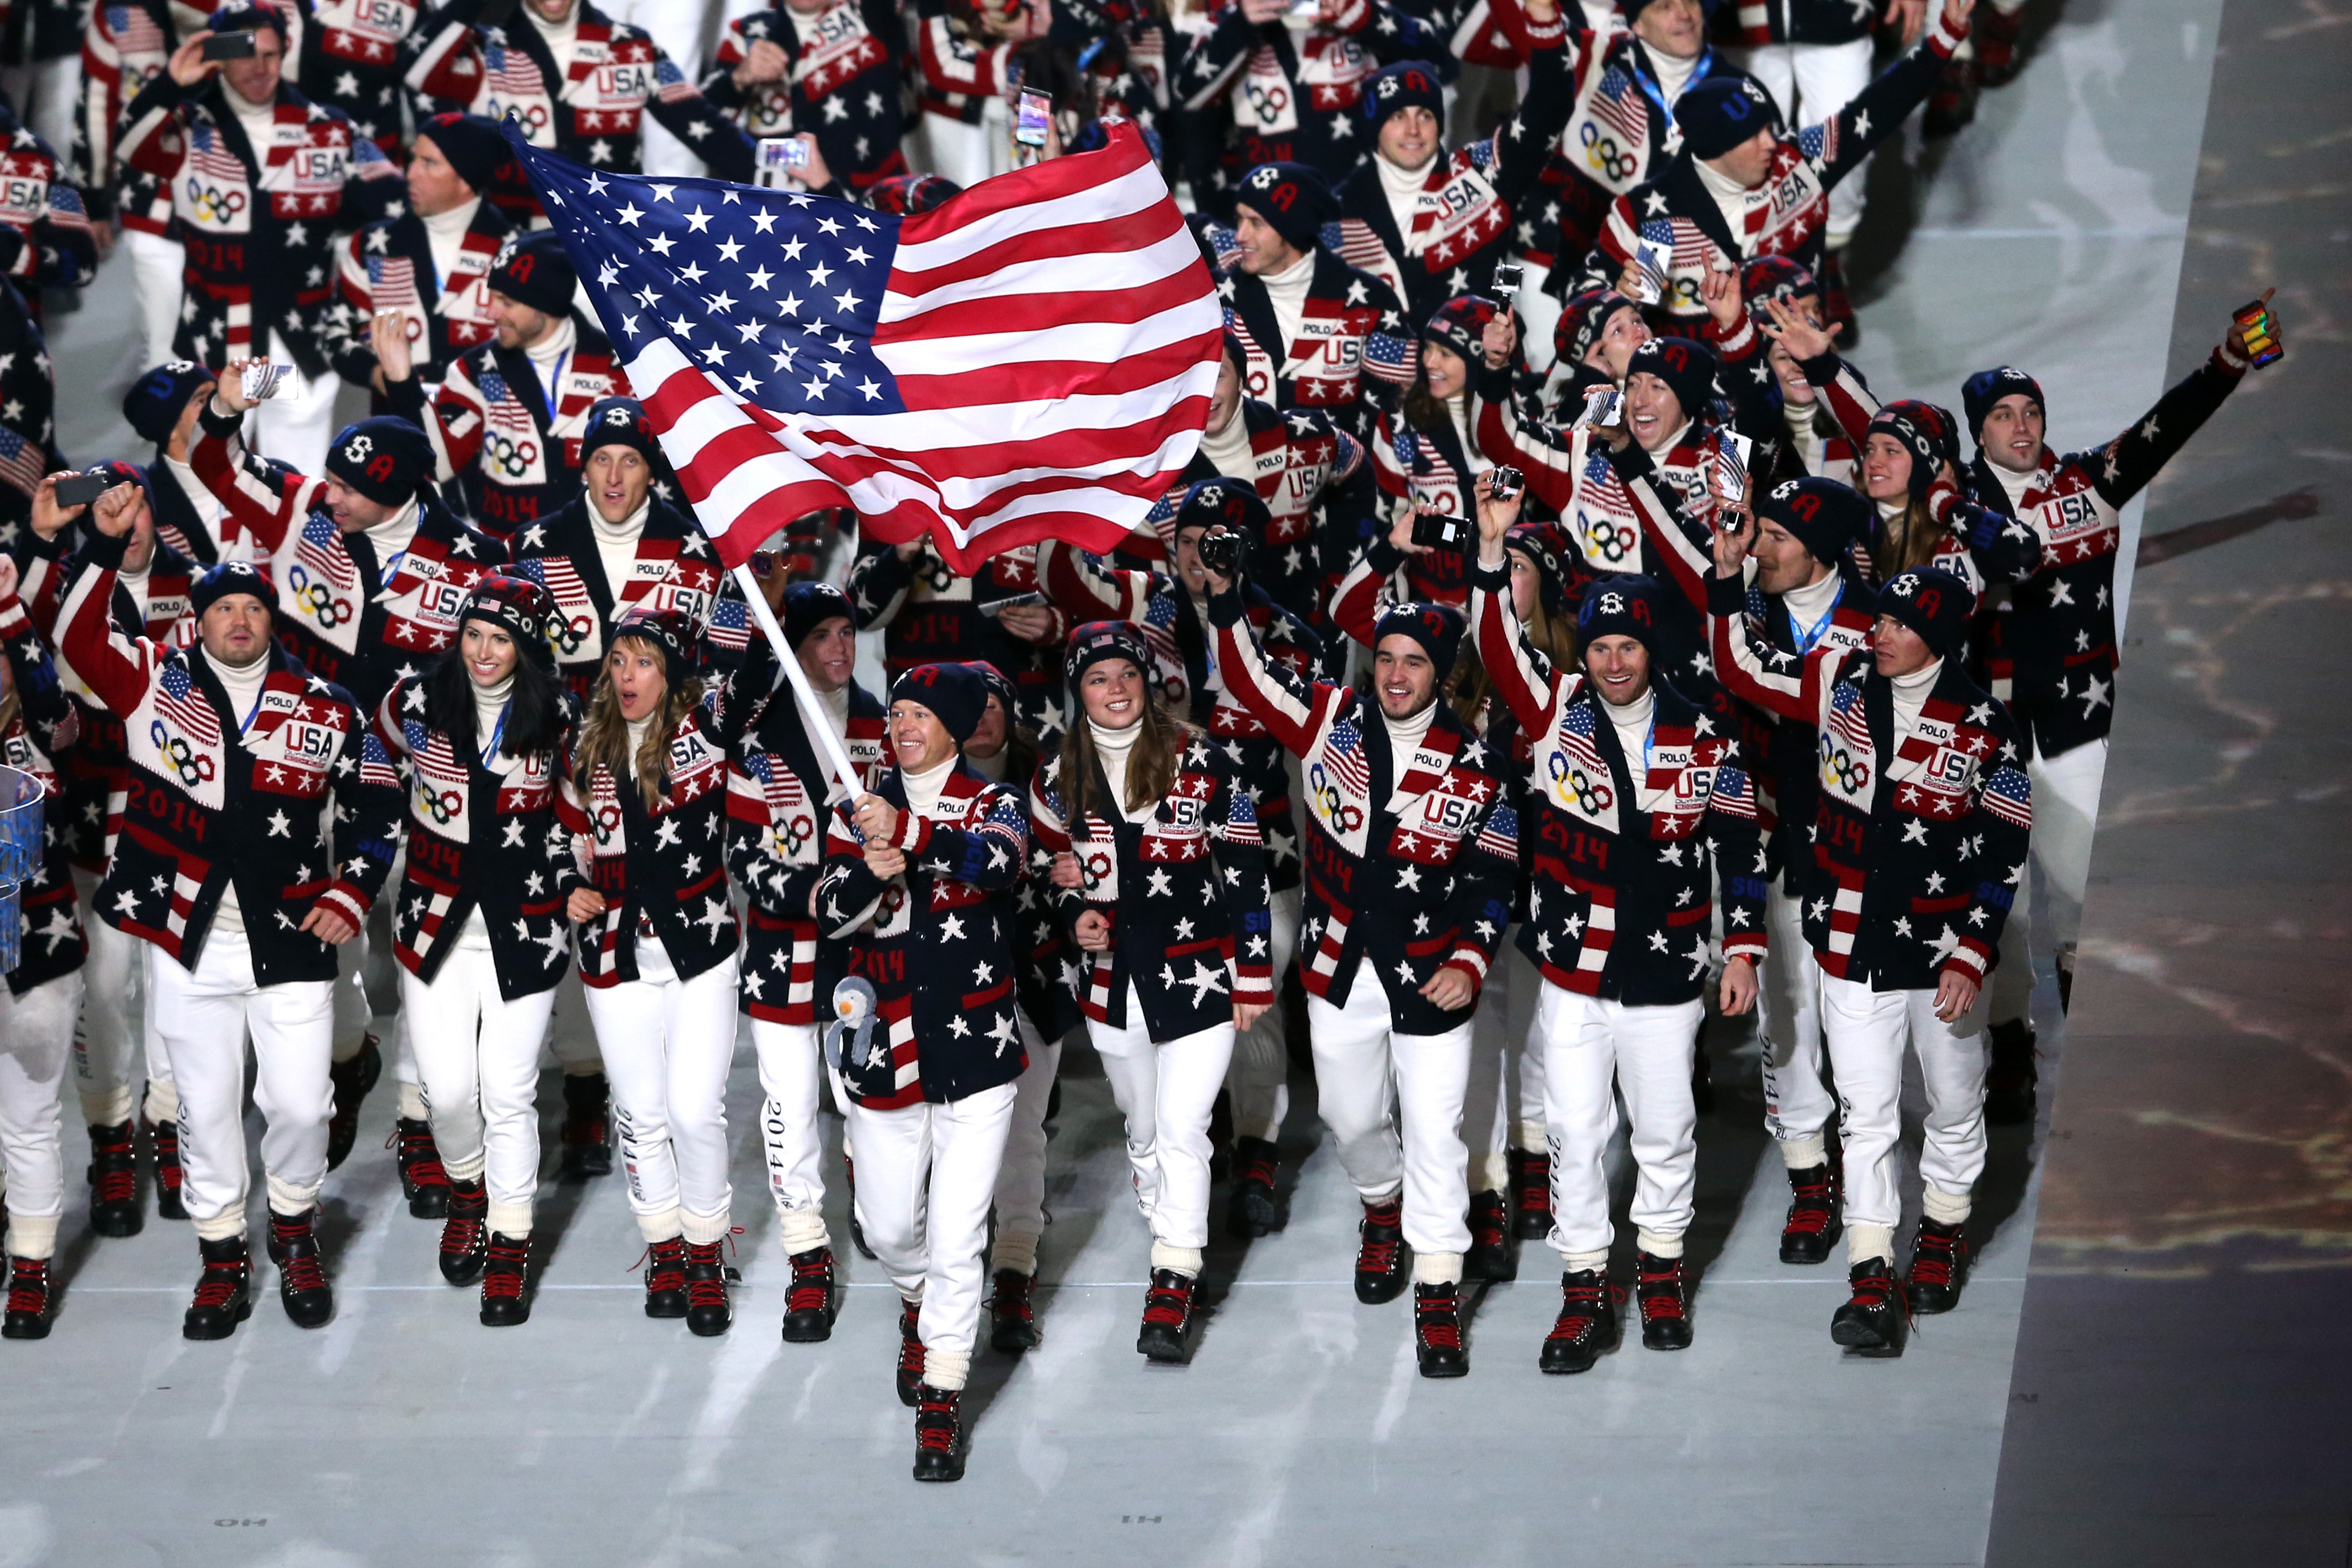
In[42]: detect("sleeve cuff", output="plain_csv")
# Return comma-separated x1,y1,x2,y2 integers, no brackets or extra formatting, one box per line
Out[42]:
1442,947,1491,981
1940,938,1991,984
316,882,372,928
1723,932,1767,963
893,812,933,853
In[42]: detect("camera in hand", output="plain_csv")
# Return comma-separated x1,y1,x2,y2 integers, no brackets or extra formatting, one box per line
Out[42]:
1489,466,1524,502
201,30,259,60
1411,510,1469,551
1490,260,1523,294
1196,525,1245,577
54,472,109,510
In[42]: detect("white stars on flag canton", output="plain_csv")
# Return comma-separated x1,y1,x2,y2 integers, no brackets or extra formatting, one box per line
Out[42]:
1979,764,2032,830
500,119,1222,574
156,663,223,748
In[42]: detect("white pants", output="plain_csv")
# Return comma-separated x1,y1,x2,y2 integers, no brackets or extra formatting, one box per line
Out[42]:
147,926,336,1241
1990,736,2107,1023
1464,944,1544,1191
0,972,82,1259
582,938,739,1244
1818,969,1987,1264
846,1078,1019,1392
401,942,558,1238
1737,37,1876,248
1227,884,1300,1142
749,1015,845,1255
987,1012,1061,1275
1511,265,1562,375
1304,967,1473,1263
1758,880,1834,1156
125,228,186,374
71,867,176,1127
1537,984,1705,1261
1091,985,1235,1267
240,331,342,480
0,58,78,181
546,967,609,1075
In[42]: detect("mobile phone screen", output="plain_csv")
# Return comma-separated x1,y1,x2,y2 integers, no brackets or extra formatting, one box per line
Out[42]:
1015,90,1052,147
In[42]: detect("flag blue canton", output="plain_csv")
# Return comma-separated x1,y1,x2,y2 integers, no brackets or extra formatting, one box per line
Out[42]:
1365,333,1411,374
534,159,911,418
161,664,191,700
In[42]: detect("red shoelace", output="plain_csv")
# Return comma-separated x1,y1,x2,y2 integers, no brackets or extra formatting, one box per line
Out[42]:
1142,1281,1191,1328
1415,1292,1462,1350
482,1240,529,1299
787,1251,834,1315
6,1259,48,1314
191,1257,246,1309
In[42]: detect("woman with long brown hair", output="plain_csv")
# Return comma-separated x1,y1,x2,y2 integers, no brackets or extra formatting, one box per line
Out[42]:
560,607,774,1338
1036,621,1272,1363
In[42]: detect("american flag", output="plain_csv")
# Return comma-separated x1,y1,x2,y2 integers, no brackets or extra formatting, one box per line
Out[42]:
1980,764,2033,829
502,121,1223,574
1322,718,1371,800
104,4,166,54
1591,68,1647,150
0,426,45,499
156,663,222,748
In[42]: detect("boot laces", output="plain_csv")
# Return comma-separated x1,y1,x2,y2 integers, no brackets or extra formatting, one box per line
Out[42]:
1547,1276,1618,1341
1637,1259,1686,1323
634,1238,687,1295
1357,1203,1403,1275
390,1124,450,1190
787,1249,835,1314
915,1390,959,1451
482,1238,529,1298
6,1257,48,1314
273,1220,327,1295
1142,1277,1191,1328
1415,1288,1462,1350
1470,1196,1508,1250
987,1271,1034,1323
899,1309,926,1381
1910,1228,1963,1289
440,1211,486,1261
1236,1146,1279,1188
684,1239,730,1309
192,1255,247,1309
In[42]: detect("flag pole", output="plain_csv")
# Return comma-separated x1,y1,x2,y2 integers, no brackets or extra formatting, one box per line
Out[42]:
732,563,867,807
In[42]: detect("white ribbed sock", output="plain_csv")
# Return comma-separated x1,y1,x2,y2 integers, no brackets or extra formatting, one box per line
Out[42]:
777,1207,830,1255
265,1174,319,1218
990,1229,1039,1277
193,1210,245,1242
634,1205,684,1244
143,1077,180,1124
680,1209,731,1245
1780,1133,1828,1170
1561,1247,1608,1272
1847,1224,1895,1267
1636,1228,1683,1259
1472,1152,1510,1195
80,1088,135,1127
486,1200,533,1238
923,1346,970,1392
397,1081,429,1121
7,1211,59,1260
1413,1250,1463,1285
1515,1126,1548,1159
1921,1185,1973,1226
1150,1242,1203,1277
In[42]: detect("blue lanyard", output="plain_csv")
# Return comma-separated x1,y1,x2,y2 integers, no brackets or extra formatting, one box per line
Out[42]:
486,701,511,761
236,686,267,739
539,348,570,410
1789,583,1842,654
1631,43,1715,124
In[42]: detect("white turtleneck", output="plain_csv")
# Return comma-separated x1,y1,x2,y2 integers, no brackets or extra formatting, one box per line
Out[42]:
1445,392,1492,477
968,744,1009,783
120,553,154,625
1199,403,1256,478
365,497,421,588
623,713,652,782
815,681,851,740
1694,155,1764,246
204,646,273,934
1783,396,1823,471
1261,249,1315,366
421,196,482,294
592,497,649,603
473,669,515,758
1376,150,1439,256
1987,458,2037,510
224,76,279,157
1601,686,1655,777
1382,700,1437,788
1779,563,1841,649
524,316,578,411
901,753,957,820
1089,716,1156,821
523,0,581,58
1639,43,1700,108
1890,658,1942,738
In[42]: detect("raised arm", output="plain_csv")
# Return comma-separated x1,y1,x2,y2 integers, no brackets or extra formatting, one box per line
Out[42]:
190,371,331,556
1703,525,1834,724
1206,574,1335,760
1806,0,1971,192
2086,313,2258,512
1466,470,1569,735
55,489,176,720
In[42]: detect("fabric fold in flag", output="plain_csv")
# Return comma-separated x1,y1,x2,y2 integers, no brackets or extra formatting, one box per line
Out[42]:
498,119,1224,574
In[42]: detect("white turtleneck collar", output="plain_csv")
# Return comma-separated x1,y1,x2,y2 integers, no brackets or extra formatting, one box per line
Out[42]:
472,669,516,760
1780,562,1841,628
591,497,650,602
1889,657,1943,736
1646,416,1693,459
815,681,851,737
523,0,581,56
1694,154,1764,240
1600,684,1655,774
1638,42,1701,107
1089,716,1155,821
202,645,272,745
421,195,481,288
365,497,421,583
901,752,958,819
1987,458,2037,509
224,76,279,151
1377,149,1439,255
1382,700,1437,787
1261,249,1315,365
1199,403,1255,477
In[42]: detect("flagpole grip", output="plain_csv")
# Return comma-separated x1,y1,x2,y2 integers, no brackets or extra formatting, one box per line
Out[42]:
731,563,867,807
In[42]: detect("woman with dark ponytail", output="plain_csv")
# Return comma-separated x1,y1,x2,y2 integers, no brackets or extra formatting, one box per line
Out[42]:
373,574,584,1326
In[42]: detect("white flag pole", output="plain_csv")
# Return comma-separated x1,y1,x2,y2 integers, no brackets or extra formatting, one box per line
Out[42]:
732,563,866,807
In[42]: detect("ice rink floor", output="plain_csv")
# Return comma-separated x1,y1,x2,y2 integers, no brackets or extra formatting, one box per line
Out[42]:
3,0,2291,1560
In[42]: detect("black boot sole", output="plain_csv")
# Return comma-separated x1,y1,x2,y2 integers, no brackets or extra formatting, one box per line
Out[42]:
156,1187,187,1221
1417,1351,1468,1378
1831,1314,1905,1356
645,1293,687,1320
407,1190,451,1220
182,1299,253,1341
1137,1324,1188,1364
686,1312,733,1338
1642,1324,1693,1351
2,1312,53,1339
989,1318,1037,1354
1466,1245,1518,1283
1911,1288,1962,1316
1511,1212,1550,1240
88,1205,143,1238
480,1302,531,1326
912,1451,965,1483
1355,1275,1407,1305
1540,1343,1604,1374
1225,1183,1279,1238
281,1294,334,1329
780,1309,836,1343
441,1254,486,1285
897,1377,921,1408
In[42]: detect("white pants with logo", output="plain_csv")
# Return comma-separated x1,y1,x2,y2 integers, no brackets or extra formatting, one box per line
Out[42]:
71,867,176,1127
987,1012,1061,1276
846,1078,1019,1391
1818,968,1988,1263
749,1015,850,1256
1537,983,1705,1260
1305,966,1473,1259
1992,736,2108,1022
583,938,739,1244
147,926,336,1241
1465,944,1546,1192
1737,37,1877,248
401,937,559,1238
1090,985,1235,1262
0,971,82,1259
1758,879,1835,1155
1226,884,1300,1142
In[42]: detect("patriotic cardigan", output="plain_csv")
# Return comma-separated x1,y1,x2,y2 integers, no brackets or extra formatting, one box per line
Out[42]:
71,0,211,225
1135,400,1365,627
701,0,909,193
115,75,404,377
725,677,886,1026
59,530,401,983
1330,14,1574,322
1030,732,1274,1041
390,319,628,538
291,0,432,156
848,540,1068,741
0,116,98,295
191,407,508,717
1567,8,1964,320
1210,582,1516,1034
816,760,1032,1109
1965,346,2248,761
1217,243,1415,443
1175,0,1452,185
506,495,730,698
909,0,1014,129
1708,568,2031,991
558,644,779,987
324,196,514,393
1039,539,1322,895
1470,555,1766,1002
0,588,87,994
408,0,755,201
16,530,200,871
373,675,586,996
